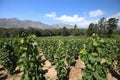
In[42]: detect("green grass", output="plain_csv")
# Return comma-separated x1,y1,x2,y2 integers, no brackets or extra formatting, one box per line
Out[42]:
38,35,120,43
39,36,89,40
0,35,119,41
101,35,120,41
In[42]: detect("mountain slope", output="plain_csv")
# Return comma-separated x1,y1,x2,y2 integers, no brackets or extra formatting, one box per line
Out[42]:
0,18,73,29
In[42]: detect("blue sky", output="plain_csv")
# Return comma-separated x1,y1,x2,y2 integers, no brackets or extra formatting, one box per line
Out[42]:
0,0,120,28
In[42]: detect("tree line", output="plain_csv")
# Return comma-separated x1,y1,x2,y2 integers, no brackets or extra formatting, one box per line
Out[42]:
0,17,120,38
87,17,120,37
0,26,86,38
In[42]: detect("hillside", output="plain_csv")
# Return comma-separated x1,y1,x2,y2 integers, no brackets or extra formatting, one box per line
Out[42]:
0,18,73,29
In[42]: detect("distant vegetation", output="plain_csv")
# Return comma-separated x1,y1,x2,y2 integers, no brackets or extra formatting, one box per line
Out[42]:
0,26,87,37
87,17,119,37
0,17,119,38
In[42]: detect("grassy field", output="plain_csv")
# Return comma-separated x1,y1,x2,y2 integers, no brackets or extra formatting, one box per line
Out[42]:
39,35,120,41
39,36,89,40
0,35,119,41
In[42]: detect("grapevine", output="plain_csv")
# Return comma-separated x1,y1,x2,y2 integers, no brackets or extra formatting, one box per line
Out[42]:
17,35,46,80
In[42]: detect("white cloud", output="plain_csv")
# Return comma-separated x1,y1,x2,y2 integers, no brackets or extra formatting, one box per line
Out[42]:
45,12,98,28
56,15,85,22
78,19,98,28
45,12,120,28
45,12,85,23
110,13,120,19
89,9,104,17
45,12,56,19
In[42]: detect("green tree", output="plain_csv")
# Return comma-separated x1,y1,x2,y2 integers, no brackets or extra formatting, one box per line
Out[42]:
73,24,79,36
87,23,97,36
62,27,69,36
107,18,119,37
87,17,119,37
97,17,107,36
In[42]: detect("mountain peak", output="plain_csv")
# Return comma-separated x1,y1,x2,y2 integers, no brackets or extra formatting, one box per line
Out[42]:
0,18,73,29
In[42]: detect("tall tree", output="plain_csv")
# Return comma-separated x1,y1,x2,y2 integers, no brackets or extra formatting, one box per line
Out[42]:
107,18,119,37
87,23,97,36
73,24,78,36
87,17,119,37
97,17,107,36
62,26,69,36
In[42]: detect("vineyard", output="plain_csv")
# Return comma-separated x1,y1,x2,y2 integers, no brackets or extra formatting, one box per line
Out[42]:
0,34,120,80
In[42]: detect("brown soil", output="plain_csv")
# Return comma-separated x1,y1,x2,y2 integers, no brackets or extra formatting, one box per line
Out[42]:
108,72,118,80
0,65,23,80
0,65,7,80
68,57,85,80
0,54,119,80
43,60,57,80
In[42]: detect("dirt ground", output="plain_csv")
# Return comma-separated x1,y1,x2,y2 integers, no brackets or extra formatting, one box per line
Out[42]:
0,55,119,80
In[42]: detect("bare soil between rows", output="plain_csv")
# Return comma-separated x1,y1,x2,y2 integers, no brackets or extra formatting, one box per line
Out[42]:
0,54,120,80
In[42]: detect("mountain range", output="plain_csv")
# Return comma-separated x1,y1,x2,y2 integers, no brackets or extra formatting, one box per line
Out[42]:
0,18,73,29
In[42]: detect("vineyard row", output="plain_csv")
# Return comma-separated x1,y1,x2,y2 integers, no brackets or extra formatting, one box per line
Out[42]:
0,34,120,80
